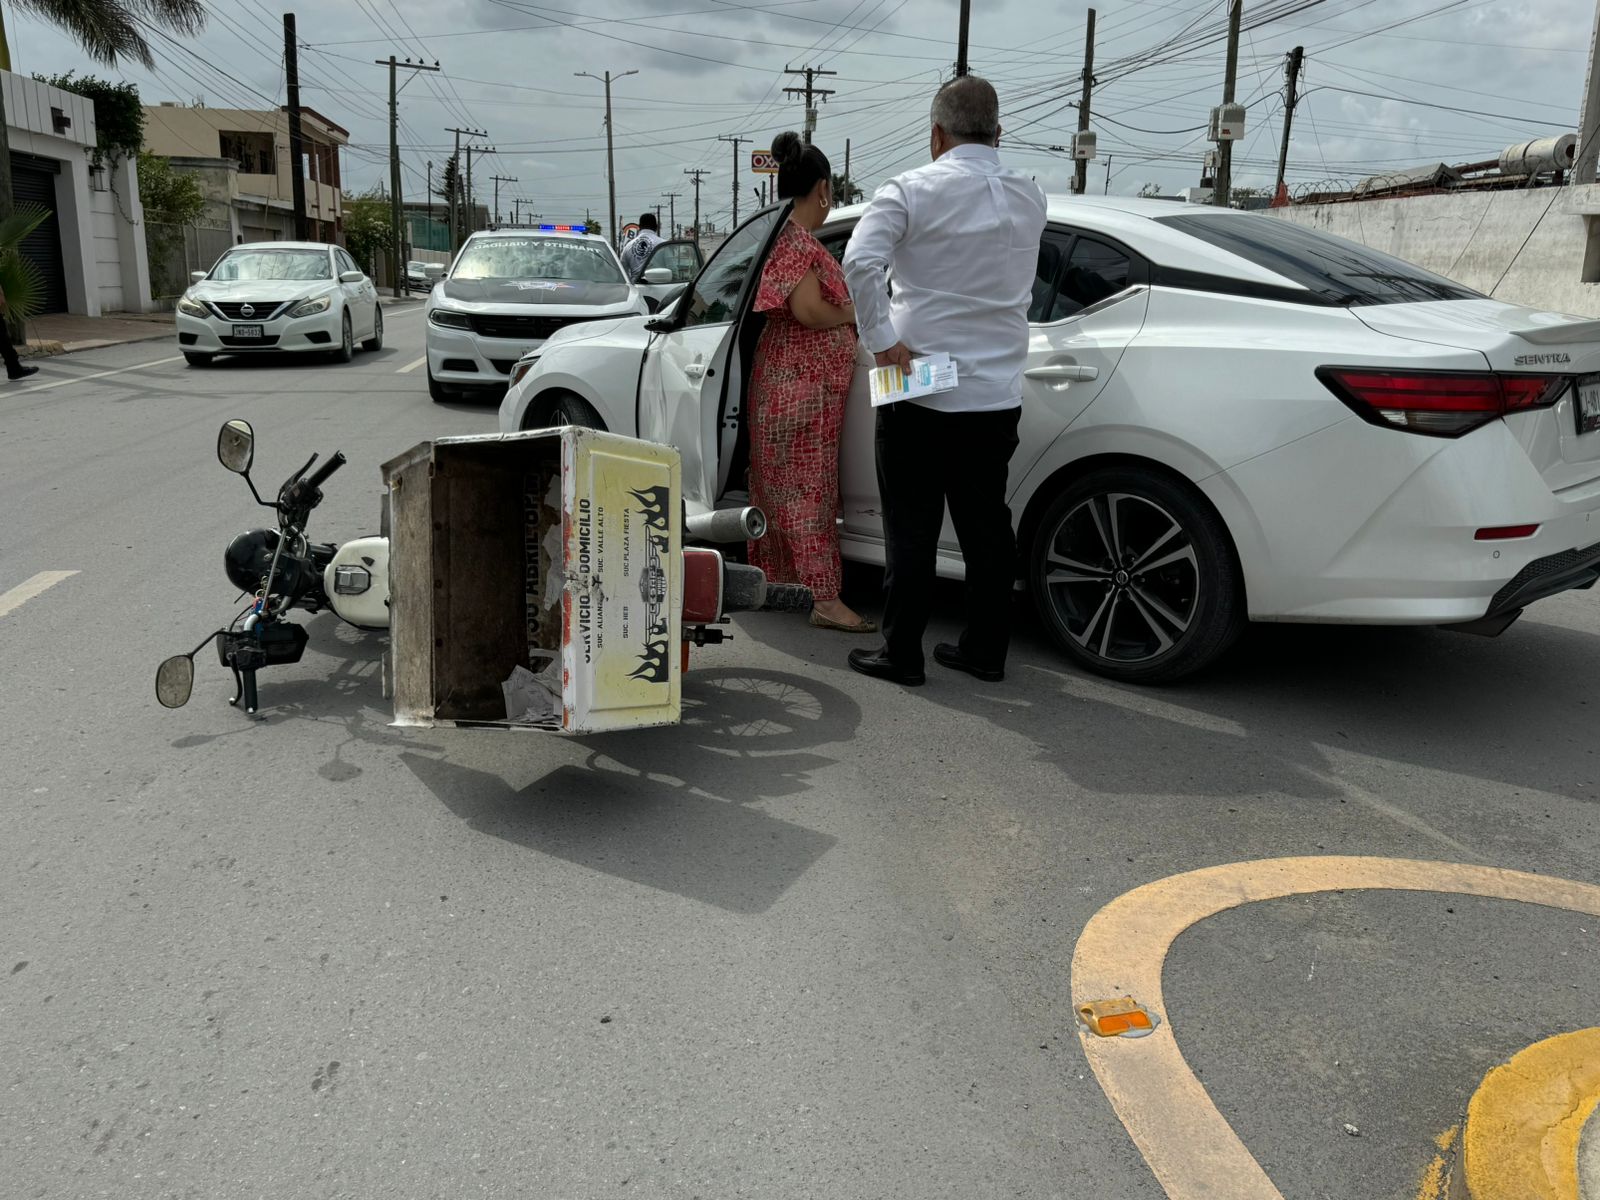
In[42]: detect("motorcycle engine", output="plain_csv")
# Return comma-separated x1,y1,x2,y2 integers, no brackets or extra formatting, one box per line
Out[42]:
224,528,283,595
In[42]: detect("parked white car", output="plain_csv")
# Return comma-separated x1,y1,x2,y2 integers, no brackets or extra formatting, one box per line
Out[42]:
425,225,648,402
500,197,1600,682
176,241,381,366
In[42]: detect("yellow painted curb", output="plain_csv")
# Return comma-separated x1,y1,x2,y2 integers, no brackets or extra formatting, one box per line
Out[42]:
1459,1028,1600,1200
1071,857,1600,1200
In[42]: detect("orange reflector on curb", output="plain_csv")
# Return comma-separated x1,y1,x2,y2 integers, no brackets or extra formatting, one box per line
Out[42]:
1078,996,1156,1038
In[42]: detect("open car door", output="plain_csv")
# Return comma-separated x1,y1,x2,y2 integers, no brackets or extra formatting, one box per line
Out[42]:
636,208,787,512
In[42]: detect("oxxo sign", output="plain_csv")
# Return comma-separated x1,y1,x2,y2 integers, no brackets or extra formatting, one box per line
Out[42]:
750,149,779,175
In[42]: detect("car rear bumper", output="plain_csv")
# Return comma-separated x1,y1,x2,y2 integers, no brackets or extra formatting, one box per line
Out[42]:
1216,416,1600,625
176,310,339,354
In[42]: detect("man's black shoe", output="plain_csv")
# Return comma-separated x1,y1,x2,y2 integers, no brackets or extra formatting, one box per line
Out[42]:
934,642,1004,682
848,648,925,686
8,364,38,381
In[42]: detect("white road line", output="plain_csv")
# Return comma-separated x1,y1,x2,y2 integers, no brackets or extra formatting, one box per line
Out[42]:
396,356,426,374
0,571,78,619
16,355,184,394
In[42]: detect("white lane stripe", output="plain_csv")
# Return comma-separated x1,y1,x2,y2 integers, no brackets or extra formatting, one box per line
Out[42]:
0,571,78,619
396,356,426,374
383,304,424,316
16,355,185,394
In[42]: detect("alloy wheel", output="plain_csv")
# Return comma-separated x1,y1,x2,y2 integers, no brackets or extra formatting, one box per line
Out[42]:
1041,491,1200,664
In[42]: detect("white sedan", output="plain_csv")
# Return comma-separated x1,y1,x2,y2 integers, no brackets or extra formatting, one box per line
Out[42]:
500,197,1600,682
425,226,648,403
175,241,381,365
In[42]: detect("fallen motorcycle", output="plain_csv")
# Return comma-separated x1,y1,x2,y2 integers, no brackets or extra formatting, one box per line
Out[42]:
156,420,810,732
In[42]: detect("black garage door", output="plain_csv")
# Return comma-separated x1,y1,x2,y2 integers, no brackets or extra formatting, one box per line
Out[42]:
11,154,68,314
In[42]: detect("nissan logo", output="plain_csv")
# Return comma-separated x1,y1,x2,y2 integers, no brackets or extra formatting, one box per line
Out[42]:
240,304,255,318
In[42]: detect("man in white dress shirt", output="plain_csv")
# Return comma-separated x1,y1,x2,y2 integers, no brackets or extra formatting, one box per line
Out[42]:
842,75,1047,686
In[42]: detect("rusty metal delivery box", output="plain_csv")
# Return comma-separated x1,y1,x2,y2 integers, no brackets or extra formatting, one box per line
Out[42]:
382,428,683,733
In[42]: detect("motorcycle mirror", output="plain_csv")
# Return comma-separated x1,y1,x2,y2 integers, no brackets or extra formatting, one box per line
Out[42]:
155,655,195,709
217,419,254,475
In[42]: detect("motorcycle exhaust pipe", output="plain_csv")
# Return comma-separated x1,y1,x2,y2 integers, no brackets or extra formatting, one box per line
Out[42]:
685,506,767,544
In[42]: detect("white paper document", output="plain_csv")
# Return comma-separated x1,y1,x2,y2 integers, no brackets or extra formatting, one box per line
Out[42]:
869,353,959,407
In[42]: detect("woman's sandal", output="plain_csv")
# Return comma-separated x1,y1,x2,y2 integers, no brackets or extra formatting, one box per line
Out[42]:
809,610,879,634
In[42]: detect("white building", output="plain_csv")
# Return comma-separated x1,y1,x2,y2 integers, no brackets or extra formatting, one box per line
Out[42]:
3,69,154,315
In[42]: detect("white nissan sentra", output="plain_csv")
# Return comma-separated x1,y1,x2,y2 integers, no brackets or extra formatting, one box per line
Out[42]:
425,225,648,403
176,241,382,365
499,197,1600,682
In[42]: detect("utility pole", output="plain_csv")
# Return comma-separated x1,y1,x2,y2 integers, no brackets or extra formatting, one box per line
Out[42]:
284,14,308,241
717,134,749,227
575,68,638,250
663,190,680,238
1104,153,1113,194
955,0,972,76
1073,8,1096,196
374,55,440,296
445,126,486,254
490,174,517,228
843,138,851,203
1274,45,1305,204
1214,0,1243,208
683,168,708,245
652,202,664,229
426,160,433,239
1579,2,1600,183
466,143,495,236
783,66,837,145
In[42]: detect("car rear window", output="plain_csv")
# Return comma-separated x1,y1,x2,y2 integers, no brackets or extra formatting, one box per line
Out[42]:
1155,212,1480,306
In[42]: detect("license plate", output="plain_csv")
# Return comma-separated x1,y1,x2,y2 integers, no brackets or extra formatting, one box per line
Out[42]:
232,324,264,339
1577,376,1600,435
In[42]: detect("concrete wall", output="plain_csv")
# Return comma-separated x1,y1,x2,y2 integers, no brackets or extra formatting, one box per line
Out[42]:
3,69,154,314
1272,185,1600,317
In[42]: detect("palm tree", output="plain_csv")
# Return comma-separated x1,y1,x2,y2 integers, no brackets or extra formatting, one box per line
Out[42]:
0,0,206,222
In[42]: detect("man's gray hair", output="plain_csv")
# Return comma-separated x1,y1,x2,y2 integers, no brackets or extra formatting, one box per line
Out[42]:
931,75,1000,144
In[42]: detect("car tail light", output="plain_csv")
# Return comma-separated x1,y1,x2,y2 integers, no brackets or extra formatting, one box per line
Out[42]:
1317,368,1567,437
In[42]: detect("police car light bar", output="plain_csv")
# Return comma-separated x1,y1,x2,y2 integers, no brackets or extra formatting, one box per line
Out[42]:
538,224,588,233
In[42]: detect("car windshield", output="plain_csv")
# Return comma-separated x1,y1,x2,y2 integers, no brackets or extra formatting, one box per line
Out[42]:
452,237,623,284
210,248,331,282
1155,212,1481,306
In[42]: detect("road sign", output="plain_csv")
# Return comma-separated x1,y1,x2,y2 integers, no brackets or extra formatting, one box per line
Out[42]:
750,149,778,175
621,222,641,242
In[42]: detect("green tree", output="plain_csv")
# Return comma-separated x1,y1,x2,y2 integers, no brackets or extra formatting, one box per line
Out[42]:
435,154,465,242
0,206,52,339
0,1,205,225
343,187,394,276
137,151,203,298
1138,182,1162,198
831,172,863,206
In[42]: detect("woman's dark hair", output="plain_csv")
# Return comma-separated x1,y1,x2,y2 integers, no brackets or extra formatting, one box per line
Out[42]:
773,130,831,201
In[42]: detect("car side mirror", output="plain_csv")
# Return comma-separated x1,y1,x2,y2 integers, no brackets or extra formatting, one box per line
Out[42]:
643,267,673,285
217,419,254,474
190,270,207,283
339,270,365,283
155,655,195,708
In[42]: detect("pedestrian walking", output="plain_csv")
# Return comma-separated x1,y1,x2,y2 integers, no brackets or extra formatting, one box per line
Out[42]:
620,212,663,281
746,131,873,633
842,75,1046,685
0,281,38,382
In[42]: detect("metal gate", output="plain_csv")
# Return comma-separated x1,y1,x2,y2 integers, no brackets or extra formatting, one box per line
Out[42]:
11,154,68,314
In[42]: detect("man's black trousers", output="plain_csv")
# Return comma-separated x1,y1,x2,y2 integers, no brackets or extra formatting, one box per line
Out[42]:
874,401,1021,672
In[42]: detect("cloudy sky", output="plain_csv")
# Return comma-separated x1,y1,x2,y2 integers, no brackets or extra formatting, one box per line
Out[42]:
5,0,1591,232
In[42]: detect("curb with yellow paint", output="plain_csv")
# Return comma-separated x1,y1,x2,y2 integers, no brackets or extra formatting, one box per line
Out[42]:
1440,1028,1600,1200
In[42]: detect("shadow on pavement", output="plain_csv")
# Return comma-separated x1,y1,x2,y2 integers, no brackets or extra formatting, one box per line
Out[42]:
771,569,1600,811
399,667,859,913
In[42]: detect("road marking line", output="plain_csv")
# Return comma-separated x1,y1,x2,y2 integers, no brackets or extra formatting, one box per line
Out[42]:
15,355,184,393
0,570,78,618
396,356,425,374
1071,856,1600,1200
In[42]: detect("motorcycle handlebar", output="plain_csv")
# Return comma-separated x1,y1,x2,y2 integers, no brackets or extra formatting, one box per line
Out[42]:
303,451,346,490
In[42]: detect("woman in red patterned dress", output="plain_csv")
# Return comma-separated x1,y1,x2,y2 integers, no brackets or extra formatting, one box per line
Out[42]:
748,131,875,633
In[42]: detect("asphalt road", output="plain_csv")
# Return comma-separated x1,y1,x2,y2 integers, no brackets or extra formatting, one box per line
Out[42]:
2,308,1597,1200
